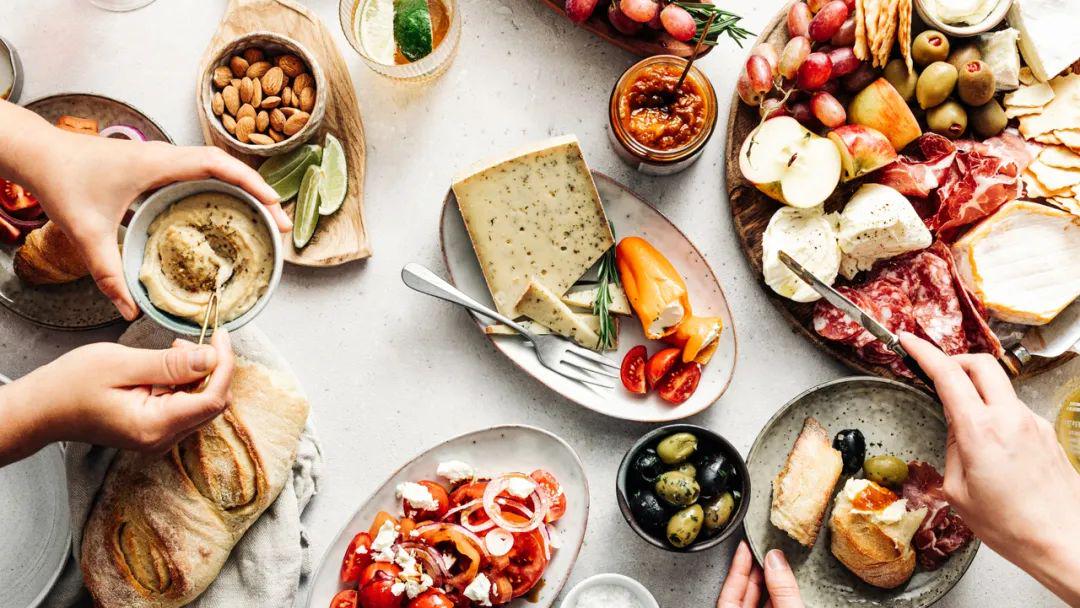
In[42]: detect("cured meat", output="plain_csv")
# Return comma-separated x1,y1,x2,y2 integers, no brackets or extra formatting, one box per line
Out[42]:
877,134,957,199
901,461,975,571
930,241,1003,358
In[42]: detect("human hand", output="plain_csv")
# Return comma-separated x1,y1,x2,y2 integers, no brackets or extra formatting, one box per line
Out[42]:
718,541,804,608
901,332,1080,605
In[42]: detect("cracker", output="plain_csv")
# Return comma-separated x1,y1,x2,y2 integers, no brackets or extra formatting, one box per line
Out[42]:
899,0,912,72
1055,129,1080,151
1004,82,1055,108
1041,145,1080,169
855,0,868,60
1048,196,1080,216
864,0,880,64
1029,159,1080,192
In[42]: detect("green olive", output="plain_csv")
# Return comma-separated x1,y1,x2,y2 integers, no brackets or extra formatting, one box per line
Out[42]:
912,30,950,67
947,42,983,72
676,462,697,479
884,59,918,101
916,61,958,109
863,455,910,488
655,471,700,507
666,504,704,548
957,60,996,106
703,492,736,532
657,432,698,465
926,100,968,139
970,99,1008,138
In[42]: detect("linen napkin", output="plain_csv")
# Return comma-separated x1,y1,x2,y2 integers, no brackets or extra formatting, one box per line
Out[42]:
44,317,323,608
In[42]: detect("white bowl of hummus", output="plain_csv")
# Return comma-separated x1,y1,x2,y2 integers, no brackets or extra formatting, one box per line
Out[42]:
914,0,1011,37
122,179,283,335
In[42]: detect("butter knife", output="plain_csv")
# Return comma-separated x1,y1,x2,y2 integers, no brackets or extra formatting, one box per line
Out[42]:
778,251,937,391
1003,300,1080,374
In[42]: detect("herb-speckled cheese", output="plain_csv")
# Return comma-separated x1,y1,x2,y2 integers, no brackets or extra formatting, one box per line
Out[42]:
517,281,602,349
452,135,615,317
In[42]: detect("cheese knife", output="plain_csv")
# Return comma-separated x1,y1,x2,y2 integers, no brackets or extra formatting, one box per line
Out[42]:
778,251,937,392
1003,300,1080,373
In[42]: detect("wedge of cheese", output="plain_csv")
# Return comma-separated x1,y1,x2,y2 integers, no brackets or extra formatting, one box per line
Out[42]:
516,281,602,349
952,201,1080,325
452,136,615,317
483,314,619,350
561,283,631,315
1007,0,1080,82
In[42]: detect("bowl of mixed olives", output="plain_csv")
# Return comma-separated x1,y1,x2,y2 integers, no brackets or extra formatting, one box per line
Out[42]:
616,425,750,552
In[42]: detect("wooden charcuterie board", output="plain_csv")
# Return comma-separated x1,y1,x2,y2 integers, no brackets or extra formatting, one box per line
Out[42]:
537,0,713,58
722,2,1072,385
196,0,371,267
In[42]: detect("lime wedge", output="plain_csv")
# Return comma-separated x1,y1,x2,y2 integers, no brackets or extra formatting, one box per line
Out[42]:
259,144,321,186
358,0,397,66
293,165,323,249
393,0,433,62
318,134,348,216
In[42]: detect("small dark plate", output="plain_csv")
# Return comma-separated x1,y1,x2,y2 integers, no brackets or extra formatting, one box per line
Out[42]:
616,423,751,553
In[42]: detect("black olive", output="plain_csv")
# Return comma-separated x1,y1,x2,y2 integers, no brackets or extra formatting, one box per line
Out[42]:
629,490,667,531
632,448,665,484
833,429,866,475
696,453,731,499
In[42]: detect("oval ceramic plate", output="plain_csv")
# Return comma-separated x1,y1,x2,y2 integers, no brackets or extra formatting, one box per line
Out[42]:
744,377,979,608
0,93,171,330
307,425,589,607
0,443,69,608
440,172,737,422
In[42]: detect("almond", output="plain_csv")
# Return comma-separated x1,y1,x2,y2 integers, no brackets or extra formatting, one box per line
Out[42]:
256,110,270,133
222,85,240,115
242,47,265,65
211,92,225,116
261,67,284,96
237,103,257,122
222,114,237,134
246,61,271,79
229,55,249,78
235,116,255,143
251,78,262,108
239,77,253,104
277,54,305,78
260,96,281,110
281,87,292,108
280,107,299,118
283,111,309,136
270,109,286,132
231,78,242,89
248,133,274,146
212,66,233,89
292,73,313,93
269,129,285,143
299,87,315,112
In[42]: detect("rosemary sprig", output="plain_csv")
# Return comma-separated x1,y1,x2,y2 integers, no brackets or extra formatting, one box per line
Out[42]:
675,2,754,48
594,224,620,351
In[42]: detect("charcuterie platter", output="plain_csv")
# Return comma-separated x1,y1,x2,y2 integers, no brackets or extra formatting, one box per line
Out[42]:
724,0,1080,386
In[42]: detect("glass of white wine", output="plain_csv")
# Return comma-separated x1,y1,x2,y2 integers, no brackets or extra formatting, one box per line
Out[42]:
1057,388,1080,474
338,0,460,82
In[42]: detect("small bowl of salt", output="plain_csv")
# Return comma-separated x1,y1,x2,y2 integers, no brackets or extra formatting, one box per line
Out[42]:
560,573,659,608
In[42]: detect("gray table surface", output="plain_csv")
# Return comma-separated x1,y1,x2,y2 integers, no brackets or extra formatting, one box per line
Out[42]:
0,0,1073,606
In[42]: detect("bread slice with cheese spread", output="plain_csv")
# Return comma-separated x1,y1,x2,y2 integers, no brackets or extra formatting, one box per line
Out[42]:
770,417,843,548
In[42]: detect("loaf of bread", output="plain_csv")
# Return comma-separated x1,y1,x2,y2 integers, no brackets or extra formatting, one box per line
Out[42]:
770,417,843,548
80,358,309,608
829,484,928,589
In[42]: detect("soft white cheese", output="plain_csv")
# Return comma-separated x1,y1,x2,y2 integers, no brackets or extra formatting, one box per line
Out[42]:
648,301,686,336
842,479,909,526
1008,0,1080,82
394,549,434,599
437,460,477,484
930,0,999,24
396,482,439,511
762,206,842,303
506,476,537,499
370,519,399,563
463,573,493,606
978,28,1021,91
837,184,932,279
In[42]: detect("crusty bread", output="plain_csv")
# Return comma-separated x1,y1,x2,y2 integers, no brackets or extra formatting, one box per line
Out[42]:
80,358,309,608
829,486,927,589
770,417,843,547
13,222,89,285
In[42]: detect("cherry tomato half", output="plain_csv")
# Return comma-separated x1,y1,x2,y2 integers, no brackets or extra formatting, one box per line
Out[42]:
529,469,566,523
330,589,358,608
620,345,647,394
406,480,449,521
358,577,404,608
407,589,455,608
340,531,373,585
368,511,399,538
656,362,702,405
504,529,548,598
0,180,38,215
359,563,401,588
448,480,487,508
645,347,681,389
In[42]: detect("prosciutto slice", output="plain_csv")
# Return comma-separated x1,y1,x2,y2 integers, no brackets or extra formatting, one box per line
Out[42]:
902,461,975,571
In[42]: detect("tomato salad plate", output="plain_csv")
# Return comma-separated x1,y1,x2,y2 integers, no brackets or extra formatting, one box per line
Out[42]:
440,136,737,422
309,425,588,608
724,0,1080,387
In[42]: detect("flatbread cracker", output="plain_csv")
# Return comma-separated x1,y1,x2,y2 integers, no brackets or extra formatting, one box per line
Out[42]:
899,0,912,71
1048,196,1080,216
1019,66,1037,86
1004,82,1055,108
1041,145,1080,169
876,0,897,67
1055,129,1080,151
1029,159,1080,192
1006,106,1044,119
864,0,880,65
1022,169,1067,198
855,0,868,60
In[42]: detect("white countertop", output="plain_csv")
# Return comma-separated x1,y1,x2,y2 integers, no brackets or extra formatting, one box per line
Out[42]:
0,0,1072,606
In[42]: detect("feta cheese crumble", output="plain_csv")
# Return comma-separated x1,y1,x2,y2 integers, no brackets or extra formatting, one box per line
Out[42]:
370,519,399,563
506,476,537,499
463,573,493,606
437,460,477,484
396,481,439,511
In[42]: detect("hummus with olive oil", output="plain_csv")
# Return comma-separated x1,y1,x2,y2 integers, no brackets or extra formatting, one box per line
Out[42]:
140,193,273,323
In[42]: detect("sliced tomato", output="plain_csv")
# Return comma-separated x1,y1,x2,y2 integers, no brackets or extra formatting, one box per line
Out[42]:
620,345,648,394
448,480,487,508
368,511,398,538
0,180,39,215
340,531,373,585
645,347,681,388
488,572,514,604
406,480,449,521
359,563,401,588
529,469,566,523
330,589,358,608
406,590,455,608
656,362,702,405
358,576,404,608
504,529,548,598
399,517,416,539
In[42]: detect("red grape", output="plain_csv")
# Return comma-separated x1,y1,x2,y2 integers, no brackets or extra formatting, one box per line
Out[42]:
830,16,856,46
841,63,878,92
779,36,812,79
819,79,841,96
608,2,643,34
828,47,860,78
760,98,789,120
811,91,846,127
565,0,601,22
737,69,763,106
660,4,696,41
796,52,833,90
808,1,849,42
752,43,780,75
746,55,774,96
620,0,659,23
787,100,815,125
647,8,664,29
787,2,812,37
840,0,855,10
808,0,829,12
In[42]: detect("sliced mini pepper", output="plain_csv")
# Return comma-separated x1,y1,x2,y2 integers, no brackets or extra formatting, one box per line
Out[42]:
663,315,724,364
616,236,691,339
56,115,99,135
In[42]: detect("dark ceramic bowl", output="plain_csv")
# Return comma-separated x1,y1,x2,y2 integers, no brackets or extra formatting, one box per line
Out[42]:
617,423,751,553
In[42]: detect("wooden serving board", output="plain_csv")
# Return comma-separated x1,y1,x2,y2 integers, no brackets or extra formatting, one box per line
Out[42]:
723,2,1072,385
196,0,371,267
538,0,713,58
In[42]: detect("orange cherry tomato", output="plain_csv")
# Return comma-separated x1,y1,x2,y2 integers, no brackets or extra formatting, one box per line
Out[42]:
645,347,681,388
368,511,399,538
340,531,373,585
330,589,358,608
620,345,647,394
529,469,566,523
656,362,702,405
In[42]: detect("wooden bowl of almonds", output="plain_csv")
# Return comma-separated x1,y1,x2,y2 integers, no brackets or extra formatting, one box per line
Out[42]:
201,32,326,156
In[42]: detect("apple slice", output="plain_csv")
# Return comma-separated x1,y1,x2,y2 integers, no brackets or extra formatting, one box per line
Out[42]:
847,78,922,151
739,116,841,209
828,124,898,182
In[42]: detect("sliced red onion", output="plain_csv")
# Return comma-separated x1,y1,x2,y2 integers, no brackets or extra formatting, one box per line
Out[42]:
99,124,146,141
482,474,550,533
413,522,489,559
0,206,46,231
484,529,515,557
442,499,479,522
537,524,552,561
396,541,448,586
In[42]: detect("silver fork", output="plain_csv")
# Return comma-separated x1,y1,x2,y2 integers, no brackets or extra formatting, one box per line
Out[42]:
401,263,619,389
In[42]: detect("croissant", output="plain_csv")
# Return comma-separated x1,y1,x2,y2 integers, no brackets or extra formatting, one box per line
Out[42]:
13,222,89,285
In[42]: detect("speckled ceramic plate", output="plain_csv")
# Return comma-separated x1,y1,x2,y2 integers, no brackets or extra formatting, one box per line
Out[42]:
0,93,171,330
307,425,589,607
744,377,979,608
440,171,738,422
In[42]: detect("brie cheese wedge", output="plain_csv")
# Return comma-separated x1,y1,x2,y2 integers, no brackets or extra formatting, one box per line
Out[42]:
762,206,842,303
837,184,932,279
952,200,1080,325
1008,0,1080,82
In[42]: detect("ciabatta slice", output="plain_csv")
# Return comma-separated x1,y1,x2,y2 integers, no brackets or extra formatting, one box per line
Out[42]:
770,417,843,547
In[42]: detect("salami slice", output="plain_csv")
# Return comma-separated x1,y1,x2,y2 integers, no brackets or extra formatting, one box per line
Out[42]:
813,287,871,342
902,251,968,355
